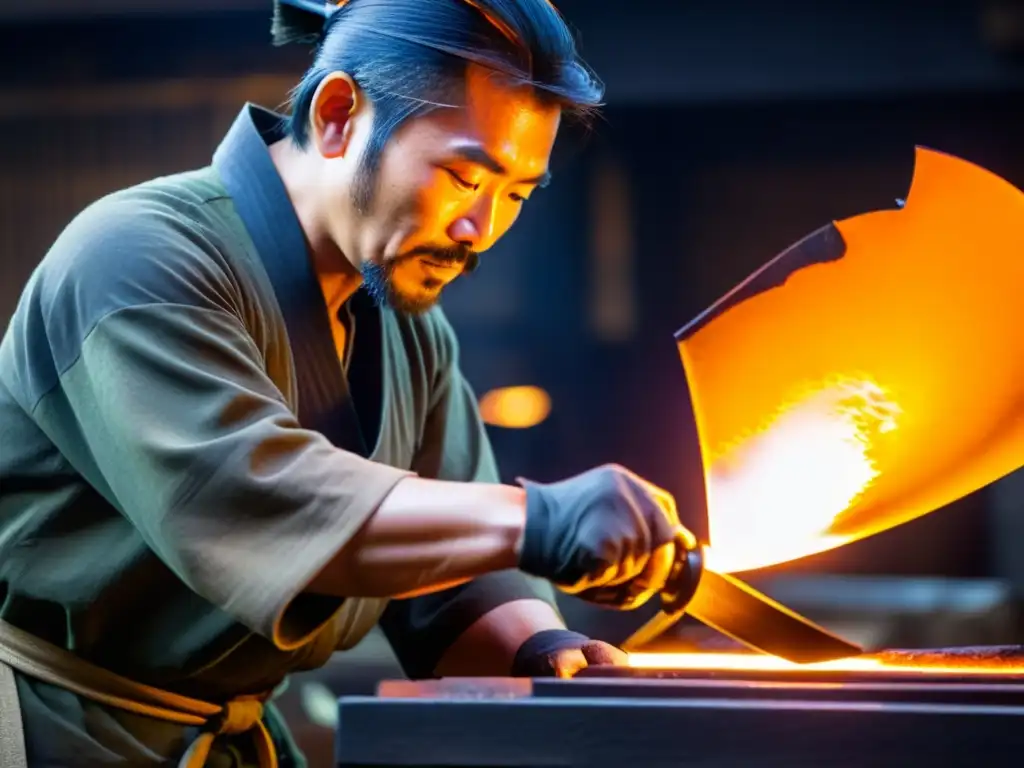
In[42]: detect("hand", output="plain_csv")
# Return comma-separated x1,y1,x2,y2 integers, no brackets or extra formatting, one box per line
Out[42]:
516,463,680,610
510,629,629,678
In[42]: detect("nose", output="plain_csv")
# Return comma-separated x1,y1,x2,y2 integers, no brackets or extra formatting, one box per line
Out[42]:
446,194,500,252
447,217,479,249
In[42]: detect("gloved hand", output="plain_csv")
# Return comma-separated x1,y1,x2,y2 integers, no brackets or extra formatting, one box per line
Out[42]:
516,463,680,610
510,629,628,678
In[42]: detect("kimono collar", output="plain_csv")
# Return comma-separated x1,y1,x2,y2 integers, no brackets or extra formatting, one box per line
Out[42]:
211,103,371,457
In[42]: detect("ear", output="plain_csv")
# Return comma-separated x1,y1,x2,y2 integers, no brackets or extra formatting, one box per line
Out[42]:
310,72,363,159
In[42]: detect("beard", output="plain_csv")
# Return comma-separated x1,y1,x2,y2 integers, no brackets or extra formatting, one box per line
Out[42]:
361,244,480,315
351,151,479,314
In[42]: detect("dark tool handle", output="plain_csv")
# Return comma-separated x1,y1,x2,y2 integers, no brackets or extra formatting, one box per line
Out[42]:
660,528,705,614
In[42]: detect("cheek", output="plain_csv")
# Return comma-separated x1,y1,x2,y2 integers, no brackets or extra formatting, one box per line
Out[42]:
376,175,443,250
418,174,463,217
375,149,440,217
406,175,466,237
493,200,524,240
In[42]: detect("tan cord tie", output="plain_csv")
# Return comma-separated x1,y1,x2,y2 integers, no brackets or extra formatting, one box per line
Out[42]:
217,698,265,734
0,619,278,768
178,696,277,768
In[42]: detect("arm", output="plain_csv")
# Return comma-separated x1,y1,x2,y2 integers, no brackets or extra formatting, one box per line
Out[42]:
376,312,572,678
23,205,517,651
306,476,527,599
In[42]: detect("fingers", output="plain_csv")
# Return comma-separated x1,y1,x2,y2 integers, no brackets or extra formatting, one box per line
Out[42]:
549,642,629,677
562,546,651,597
531,463,687,611
600,476,679,589
561,531,651,595
626,539,676,602
575,543,673,609
561,475,682,604
637,477,681,528
548,642,629,678
581,640,629,667
600,476,678,601
611,464,677,518
568,541,674,609
557,561,621,594
549,648,588,678
602,548,648,587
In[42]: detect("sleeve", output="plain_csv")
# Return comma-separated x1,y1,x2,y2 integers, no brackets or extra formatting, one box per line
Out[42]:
378,311,562,679
27,201,412,651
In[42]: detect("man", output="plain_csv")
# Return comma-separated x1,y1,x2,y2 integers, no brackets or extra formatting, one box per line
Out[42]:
0,1,683,765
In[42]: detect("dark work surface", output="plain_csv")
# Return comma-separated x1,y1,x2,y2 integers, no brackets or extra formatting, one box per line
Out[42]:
335,675,1024,767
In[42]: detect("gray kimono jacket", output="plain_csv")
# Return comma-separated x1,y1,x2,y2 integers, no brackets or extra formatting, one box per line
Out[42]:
0,103,556,766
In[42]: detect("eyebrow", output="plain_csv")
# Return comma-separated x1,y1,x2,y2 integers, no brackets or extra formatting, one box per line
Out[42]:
452,144,552,188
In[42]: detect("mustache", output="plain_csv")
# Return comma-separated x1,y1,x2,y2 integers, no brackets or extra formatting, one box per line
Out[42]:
405,244,480,274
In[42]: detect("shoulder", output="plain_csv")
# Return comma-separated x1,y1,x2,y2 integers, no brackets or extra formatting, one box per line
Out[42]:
35,169,247,326
3,171,251,404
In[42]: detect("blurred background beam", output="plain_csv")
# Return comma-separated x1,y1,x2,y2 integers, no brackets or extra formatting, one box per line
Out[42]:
0,76,295,118
0,0,259,17
2,1,1023,101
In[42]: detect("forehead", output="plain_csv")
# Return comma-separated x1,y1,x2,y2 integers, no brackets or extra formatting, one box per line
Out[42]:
418,64,561,170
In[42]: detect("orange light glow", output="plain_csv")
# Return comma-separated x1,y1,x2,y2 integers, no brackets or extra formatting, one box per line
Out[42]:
628,652,1024,676
479,385,552,429
680,148,1024,574
703,377,900,573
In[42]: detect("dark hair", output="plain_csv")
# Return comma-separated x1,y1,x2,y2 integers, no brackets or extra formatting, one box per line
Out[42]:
272,0,604,187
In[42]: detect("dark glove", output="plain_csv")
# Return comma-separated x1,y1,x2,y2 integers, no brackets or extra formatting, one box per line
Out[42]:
516,463,679,610
510,629,628,678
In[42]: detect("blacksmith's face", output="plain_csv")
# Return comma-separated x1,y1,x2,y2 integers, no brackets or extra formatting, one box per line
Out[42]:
313,64,560,314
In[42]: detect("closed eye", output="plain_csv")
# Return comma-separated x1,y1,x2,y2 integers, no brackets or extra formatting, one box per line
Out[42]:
445,168,477,191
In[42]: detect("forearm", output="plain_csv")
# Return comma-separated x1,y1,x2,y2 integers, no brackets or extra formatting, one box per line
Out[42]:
307,476,527,598
433,598,566,676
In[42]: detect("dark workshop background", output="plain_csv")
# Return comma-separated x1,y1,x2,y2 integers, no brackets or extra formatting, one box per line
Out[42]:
3,0,1024,762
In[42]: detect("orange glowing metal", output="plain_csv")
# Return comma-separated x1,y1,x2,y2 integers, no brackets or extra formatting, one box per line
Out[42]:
680,147,1024,574
703,376,899,573
628,651,1024,677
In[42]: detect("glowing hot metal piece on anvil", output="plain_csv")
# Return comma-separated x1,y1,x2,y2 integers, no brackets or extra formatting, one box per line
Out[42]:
623,147,1024,660
626,649,1024,676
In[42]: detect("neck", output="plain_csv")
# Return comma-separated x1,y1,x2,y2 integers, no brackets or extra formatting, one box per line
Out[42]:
268,137,363,313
